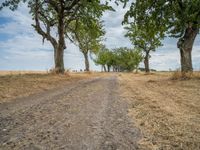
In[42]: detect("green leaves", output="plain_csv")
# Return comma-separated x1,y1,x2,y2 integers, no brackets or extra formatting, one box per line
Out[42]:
124,0,200,38
67,1,106,56
113,47,143,71
94,45,110,66
0,0,26,11
95,46,143,72
124,22,162,53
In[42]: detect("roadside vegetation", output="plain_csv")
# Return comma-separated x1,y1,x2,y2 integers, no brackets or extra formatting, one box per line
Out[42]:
0,71,101,103
119,73,200,149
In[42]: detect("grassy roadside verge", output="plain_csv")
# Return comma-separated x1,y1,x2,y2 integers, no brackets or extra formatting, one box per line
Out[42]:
0,72,99,103
119,73,200,150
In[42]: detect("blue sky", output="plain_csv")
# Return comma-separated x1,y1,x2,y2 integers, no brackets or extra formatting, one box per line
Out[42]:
0,2,199,71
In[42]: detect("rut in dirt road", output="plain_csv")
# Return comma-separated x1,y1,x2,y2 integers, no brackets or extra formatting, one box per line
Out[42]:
0,76,141,150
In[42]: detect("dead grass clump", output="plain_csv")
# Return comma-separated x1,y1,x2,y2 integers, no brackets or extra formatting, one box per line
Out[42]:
64,72,70,77
147,79,156,83
84,71,93,74
144,72,155,75
118,73,123,77
171,70,200,80
48,68,60,74
47,68,70,77
192,71,200,79
171,70,195,80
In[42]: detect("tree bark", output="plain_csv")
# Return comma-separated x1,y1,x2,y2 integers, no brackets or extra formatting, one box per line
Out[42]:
55,46,64,73
113,66,115,72
177,26,198,72
55,0,65,74
34,0,66,74
103,65,107,72
107,65,110,72
144,51,150,73
83,52,90,71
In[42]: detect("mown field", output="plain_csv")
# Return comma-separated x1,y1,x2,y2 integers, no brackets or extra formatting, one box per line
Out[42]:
119,72,200,150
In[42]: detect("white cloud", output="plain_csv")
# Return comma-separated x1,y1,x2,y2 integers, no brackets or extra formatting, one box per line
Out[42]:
102,2,132,49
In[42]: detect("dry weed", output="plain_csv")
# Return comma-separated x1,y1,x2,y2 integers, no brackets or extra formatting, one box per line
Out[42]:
171,70,200,80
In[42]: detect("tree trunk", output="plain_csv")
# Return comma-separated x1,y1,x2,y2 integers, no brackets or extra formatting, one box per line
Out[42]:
55,46,64,73
103,65,107,72
177,26,198,72
107,65,110,72
113,66,115,72
83,52,90,71
144,51,150,73
55,1,65,74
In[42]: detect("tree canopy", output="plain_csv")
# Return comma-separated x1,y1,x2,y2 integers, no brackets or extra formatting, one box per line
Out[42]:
69,17,105,71
95,46,143,72
0,0,111,73
124,0,200,72
124,21,163,72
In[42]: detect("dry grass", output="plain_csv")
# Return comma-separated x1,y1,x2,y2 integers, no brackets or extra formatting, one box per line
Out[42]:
171,70,200,80
119,72,200,150
0,71,101,103
0,71,46,76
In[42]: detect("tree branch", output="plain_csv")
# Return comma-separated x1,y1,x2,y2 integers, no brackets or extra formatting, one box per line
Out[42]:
33,0,57,48
65,0,81,11
46,0,59,12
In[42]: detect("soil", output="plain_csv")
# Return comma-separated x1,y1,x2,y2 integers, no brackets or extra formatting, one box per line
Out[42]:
0,75,141,150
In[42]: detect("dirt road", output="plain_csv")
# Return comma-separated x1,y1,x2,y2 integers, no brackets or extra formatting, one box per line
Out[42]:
0,76,141,150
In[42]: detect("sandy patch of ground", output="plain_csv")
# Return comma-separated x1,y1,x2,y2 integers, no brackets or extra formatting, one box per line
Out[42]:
119,73,200,150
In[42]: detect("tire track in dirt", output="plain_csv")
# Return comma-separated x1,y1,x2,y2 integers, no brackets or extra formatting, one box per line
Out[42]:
0,76,140,150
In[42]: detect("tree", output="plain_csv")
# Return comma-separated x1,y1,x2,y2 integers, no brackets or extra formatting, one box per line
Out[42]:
70,19,105,71
124,0,200,72
94,45,110,72
113,47,142,72
124,23,162,73
0,0,110,73
94,46,143,72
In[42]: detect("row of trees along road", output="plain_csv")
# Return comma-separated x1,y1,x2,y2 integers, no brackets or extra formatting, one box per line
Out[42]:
94,46,143,72
0,0,113,73
1,0,199,73
124,0,200,73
